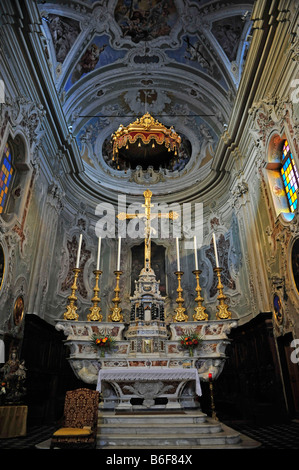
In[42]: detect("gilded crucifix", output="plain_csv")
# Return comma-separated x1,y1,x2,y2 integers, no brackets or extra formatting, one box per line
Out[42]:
117,189,179,269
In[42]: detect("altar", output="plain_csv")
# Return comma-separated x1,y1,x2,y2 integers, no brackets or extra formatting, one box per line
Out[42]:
56,189,237,411
55,318,236,410
96,367,201,409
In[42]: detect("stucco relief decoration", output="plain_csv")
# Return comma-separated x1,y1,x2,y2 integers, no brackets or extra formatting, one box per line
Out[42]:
47,14,81,64
61,235,91,299
78,116,111,168
0,110,11,145
256,112,275,145
0,233,17,306
20,110,43,149
266,222,299,320
183,36,220,79
206,234,236,298
47,182,64,214
249,94,292,148
1,97,45,152
124,85,171,116
231,179,249,209
203,216,241,299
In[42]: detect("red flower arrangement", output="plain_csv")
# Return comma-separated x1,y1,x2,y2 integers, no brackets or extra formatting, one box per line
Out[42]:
90,334,115,356
180,333,202,356
95,337,110,348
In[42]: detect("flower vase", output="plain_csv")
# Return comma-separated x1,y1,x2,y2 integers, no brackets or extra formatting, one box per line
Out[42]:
100,349,105,357
189,348,194,357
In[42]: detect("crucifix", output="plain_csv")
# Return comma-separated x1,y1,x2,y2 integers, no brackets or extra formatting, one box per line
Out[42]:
117,189,179,269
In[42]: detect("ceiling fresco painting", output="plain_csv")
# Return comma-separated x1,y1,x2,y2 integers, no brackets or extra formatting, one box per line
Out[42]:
165,35,225,88
212,15,244,62
114,0,179,43
38,0,254,193
64,35,126,91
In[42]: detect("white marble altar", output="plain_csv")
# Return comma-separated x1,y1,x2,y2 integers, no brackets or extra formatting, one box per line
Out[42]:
55,318,237,410
96,367,202,409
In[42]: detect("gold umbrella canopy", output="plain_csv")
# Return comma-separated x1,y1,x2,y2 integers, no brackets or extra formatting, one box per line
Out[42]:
111,113,181,170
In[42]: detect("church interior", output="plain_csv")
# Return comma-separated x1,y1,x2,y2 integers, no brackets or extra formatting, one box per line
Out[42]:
0,0,299,451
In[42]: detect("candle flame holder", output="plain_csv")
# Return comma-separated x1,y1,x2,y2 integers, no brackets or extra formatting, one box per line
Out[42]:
173,271,188,322
87,270,103,321
108,270,124,322
63,268,80,320
214,267,232,319
192,270,208,321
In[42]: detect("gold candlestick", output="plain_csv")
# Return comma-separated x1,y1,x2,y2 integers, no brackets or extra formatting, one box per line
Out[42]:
192,270,208,321
108,270,124,322
214,267,231,319
173,271,188,322
63,268,80,320
87,270,103,321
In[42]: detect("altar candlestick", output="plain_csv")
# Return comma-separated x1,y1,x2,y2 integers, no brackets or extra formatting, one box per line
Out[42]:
117,236,121,271
176,237,180,271
96,237,101,270
212,233,219,268
193,236,198,270
76,234,83,268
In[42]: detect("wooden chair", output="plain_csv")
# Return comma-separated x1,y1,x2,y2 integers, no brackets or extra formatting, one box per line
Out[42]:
50,388,99,449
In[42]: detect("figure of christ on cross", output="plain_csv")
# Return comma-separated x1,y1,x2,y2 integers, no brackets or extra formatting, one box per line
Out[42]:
117,190,179,270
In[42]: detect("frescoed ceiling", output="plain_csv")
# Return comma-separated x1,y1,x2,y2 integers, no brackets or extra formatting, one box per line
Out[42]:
37,0,254,194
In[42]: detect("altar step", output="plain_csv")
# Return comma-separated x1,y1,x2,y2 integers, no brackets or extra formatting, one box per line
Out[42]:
96,410,260,449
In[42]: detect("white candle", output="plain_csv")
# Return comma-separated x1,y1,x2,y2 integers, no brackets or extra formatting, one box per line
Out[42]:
193,235,198,270
176,237,180,271
76,234,83,269
212,232,219,268
117,237,121,271
96,237,101,270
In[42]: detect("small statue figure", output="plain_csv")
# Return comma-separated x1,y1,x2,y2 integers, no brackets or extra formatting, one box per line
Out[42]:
0,347,27,404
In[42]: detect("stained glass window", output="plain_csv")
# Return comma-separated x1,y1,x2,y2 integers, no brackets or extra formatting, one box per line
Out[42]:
281,140,299,213
0,143,14,214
